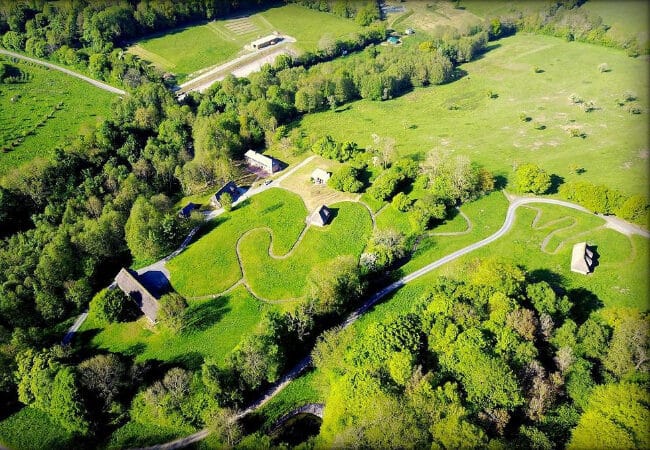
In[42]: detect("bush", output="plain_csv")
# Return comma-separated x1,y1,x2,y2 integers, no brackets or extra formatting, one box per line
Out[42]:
158,293,188,334
89,288,127,324
392,192,412,212
514,163,552,194
328,165,364,193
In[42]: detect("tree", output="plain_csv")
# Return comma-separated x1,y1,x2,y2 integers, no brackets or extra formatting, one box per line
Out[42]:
219,192,233,212
78,353,127,410
125,196,167,261
328,165,363,193
307,255,363,315
392,192,412,212
230,334,280,391
50,367,90,435
361,228,407,273
603,312,649,379
89,288,127,323
568,383,650,449
158,293,188,334
514,163,552,194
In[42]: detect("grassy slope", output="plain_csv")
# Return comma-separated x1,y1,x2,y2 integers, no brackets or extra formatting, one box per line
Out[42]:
298,33,649,197
127,4,363,81
167,188,307,298
0,407,76,450
240,201,373,300
80,285,270,368
0,58,114,177
581,0,649,48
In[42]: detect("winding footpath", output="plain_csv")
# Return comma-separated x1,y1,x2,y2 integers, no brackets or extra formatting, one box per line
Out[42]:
138,195,649,450
0,48,126,95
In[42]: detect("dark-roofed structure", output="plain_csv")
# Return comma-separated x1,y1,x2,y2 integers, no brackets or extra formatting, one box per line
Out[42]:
571,242,594,275
178,202,198,219
211,181,240,208
307,204,332,227
115,268,159,322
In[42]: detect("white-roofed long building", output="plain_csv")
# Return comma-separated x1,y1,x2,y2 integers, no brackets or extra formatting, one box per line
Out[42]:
245,150,281,174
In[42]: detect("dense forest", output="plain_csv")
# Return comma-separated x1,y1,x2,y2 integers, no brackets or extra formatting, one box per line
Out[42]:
309,260,649,449
0,0,648,448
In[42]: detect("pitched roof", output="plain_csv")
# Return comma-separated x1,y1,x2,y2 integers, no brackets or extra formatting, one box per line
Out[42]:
251,35,281,47
245,149,274,167
115,268,159,322
311,168,331,181
212,181,239,205
308,204,332,226
179,202,198,218
571,242,592,275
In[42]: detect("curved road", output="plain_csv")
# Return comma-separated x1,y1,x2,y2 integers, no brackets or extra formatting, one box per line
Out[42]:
0,48,126,95
138,195,648,450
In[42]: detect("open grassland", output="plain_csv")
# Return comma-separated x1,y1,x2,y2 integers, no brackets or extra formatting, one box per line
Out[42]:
80,285,269,368
240,201,373,300
167,188,307,297
299,34,649,197
0,58,113,177
0,407,76,450
581,0,649,50
127,4,363,82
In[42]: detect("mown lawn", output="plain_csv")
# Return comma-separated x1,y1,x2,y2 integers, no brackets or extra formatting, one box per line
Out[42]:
127,4,363,82
0,57,114,176
240,201,373,300
0,407,76,450
167,188,307,298
298,34,649,197
80,285,270,368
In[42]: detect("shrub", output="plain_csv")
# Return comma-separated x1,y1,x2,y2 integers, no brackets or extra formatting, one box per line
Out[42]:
328,165,364,193
392,192,412,212
514,163,552,195
597,62,611,73
89,288,127,324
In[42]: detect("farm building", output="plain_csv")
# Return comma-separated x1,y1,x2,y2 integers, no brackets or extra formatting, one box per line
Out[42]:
114,268,159,322
211,181,240,208
251,34,282,50
178,202,198,218
311,168,331,184
307,204,333,227
571,242,594,275
245,149,281,174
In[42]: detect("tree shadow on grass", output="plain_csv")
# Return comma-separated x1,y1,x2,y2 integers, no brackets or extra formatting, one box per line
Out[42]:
168,352,204,372
568,287,603,324
183,297,232,333
527,268,566,287
548,174,565,195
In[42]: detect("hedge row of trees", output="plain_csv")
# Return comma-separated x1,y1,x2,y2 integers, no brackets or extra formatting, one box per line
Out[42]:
310,258,650,448
487,0,647,56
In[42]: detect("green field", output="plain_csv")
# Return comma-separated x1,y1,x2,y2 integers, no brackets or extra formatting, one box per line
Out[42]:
240,201,373,300
127,4,363,81
581,0,649,49
168,188,307,298
0,57,114,177
80,285,268,368
299,33,649,197
0,407,76,450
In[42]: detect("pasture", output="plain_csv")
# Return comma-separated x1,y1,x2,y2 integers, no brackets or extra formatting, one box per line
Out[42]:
298,34,649,197
240,201,373,300
0,57,114,177
127,4,363,82
0,407,76,450
167,188,307,298
80,285,269,368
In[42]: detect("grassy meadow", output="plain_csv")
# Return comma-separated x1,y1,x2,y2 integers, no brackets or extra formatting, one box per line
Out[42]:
0,57,114,177
240,201,373,300
0,407,76,450
299,33,649,197
167,188,307,297
80,285,270,368
127,4,363,81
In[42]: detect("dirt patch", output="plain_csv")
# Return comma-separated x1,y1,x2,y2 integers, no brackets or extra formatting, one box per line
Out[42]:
276,156,358,211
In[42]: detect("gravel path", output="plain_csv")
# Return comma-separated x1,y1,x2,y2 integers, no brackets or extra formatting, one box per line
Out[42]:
137,195,649,450
0,48,126,95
